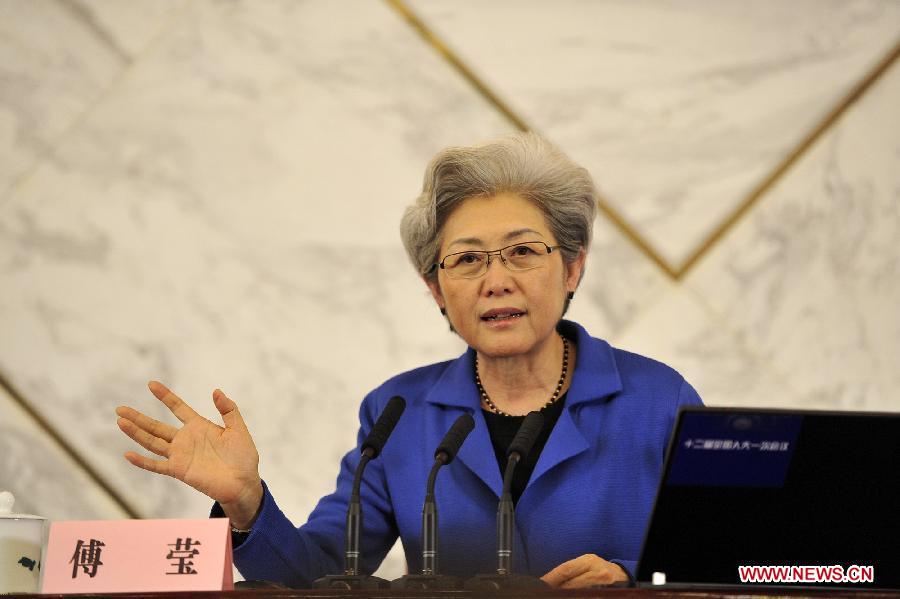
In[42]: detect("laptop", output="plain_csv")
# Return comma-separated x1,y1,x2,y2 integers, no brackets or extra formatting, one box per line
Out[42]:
636,407,900,590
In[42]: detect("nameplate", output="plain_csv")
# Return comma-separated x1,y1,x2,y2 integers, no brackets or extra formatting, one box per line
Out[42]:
42,518,233,593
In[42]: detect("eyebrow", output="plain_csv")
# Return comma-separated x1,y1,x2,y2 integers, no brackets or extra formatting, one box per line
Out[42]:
447,228,544,249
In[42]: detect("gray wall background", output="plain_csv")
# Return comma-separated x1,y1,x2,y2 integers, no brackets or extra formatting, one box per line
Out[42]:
1,0,898,579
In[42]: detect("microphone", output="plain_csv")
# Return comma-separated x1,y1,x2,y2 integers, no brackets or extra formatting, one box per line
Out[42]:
425,414,474,573
361,395,406,459
314,395,406,590
434,413,475,465
393,413,475,590
506,410,544,463
466,410,548,590
498,410,543,574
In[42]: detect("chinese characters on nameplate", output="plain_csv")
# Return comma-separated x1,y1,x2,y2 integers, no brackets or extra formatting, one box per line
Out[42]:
42,519,233,593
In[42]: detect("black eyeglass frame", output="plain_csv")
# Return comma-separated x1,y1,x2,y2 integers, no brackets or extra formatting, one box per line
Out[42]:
426,240,562,278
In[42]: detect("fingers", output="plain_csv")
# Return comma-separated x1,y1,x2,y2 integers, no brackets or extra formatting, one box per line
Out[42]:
212,388,247,432
148,380,199,424
542,554,626,589
117,416,170,457
541,555,592,588
115,405,177,443
559,568,618,589
123,450,171,476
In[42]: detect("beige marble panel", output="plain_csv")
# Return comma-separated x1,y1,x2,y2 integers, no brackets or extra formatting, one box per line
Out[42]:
65,0,188,57
407,0,900,267
612,287,798,409
0,0,182,198
685,62,900,412
567,214,671,339
0,382,128,521
0,0,522,581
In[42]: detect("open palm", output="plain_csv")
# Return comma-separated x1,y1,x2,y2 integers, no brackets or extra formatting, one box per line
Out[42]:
116,381,262,516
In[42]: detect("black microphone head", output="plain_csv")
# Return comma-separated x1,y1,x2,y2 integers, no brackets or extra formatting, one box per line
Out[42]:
434,413,475,464
361,395,406,458
506,410,544,460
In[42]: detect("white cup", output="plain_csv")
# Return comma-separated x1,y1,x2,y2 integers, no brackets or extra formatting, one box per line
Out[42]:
0,491,46,594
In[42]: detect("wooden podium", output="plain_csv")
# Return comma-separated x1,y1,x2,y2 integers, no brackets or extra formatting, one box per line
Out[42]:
11,586,900,598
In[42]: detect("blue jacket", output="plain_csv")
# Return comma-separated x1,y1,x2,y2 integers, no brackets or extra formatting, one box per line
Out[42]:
226,320,702,586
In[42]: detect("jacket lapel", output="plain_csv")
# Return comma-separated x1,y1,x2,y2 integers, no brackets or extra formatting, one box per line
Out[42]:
455,413,503,498
528,321,624,488
529,405,589,486
425,348,503,497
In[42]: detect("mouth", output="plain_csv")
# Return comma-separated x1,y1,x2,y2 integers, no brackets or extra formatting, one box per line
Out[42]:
481,309,526,322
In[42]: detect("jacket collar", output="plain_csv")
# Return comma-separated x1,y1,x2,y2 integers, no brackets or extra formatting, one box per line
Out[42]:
557,319,623,407
422,320,624,498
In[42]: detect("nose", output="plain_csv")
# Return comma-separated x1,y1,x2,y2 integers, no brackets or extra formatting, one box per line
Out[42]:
482,253,515,297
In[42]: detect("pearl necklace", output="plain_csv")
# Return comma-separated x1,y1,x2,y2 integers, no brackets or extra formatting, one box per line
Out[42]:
475,335,569,417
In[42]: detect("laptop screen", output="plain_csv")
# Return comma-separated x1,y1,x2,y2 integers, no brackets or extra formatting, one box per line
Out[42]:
636,407,900,589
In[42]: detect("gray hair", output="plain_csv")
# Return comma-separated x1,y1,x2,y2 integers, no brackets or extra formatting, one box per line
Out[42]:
400,132,596,283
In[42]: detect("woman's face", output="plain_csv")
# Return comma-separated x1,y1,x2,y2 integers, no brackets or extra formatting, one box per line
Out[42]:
426,192,585,359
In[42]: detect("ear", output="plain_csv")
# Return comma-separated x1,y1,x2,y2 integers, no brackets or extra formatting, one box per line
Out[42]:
424,276,445,311
565,248,587,293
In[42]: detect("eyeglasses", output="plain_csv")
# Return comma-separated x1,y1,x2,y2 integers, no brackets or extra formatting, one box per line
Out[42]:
430,241,561,279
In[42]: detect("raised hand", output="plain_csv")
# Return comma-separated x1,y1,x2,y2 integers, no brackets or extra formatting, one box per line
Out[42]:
116,381,263,528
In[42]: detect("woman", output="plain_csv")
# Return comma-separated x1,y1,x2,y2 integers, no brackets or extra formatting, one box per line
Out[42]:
116,132,703,588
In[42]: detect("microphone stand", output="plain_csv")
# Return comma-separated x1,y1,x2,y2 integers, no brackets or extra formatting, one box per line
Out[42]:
466,411,548,590
344,450,371,577
393,413,474,590
422,460,441,576
314,395,406,590
497,454,517,575
392,459,463,589
314,448,390,589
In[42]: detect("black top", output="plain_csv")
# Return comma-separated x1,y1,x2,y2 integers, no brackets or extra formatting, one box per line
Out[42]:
482,393,567,505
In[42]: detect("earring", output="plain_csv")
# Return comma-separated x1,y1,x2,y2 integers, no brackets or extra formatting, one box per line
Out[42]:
440,307,447,315
567,291,575,300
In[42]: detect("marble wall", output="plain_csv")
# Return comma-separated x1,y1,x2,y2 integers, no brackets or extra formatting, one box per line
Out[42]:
1,0,898,581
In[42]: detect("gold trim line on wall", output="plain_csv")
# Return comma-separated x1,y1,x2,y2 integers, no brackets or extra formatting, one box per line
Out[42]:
676,37,900,279
384,0,899,281
383,0,676,279
0,368,141,519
